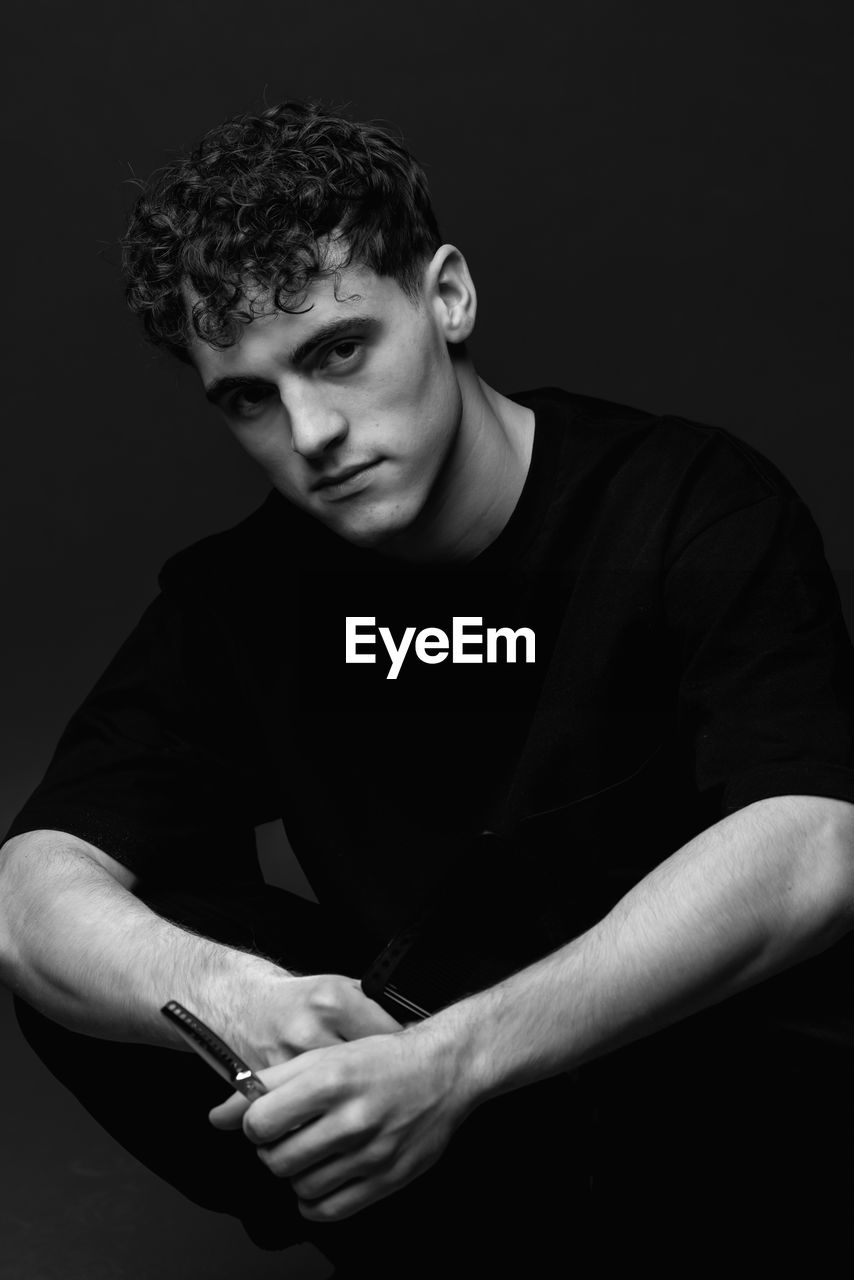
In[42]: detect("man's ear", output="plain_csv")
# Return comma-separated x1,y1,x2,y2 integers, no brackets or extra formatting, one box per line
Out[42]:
424,244,477,346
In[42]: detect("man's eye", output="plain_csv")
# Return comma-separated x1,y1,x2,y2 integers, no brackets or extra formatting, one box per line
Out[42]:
230,386,274,415
325,340,361,367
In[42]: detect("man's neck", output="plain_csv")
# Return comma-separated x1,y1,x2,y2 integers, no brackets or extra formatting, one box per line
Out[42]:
376,363,536,564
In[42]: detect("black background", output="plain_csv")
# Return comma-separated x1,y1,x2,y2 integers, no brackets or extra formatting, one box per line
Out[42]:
2,2,852,1276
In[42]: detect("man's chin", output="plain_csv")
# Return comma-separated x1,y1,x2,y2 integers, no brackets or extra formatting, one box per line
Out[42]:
322,506,417,552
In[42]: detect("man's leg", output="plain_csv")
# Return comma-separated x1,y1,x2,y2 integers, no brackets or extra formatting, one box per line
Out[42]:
587,1006,854,1268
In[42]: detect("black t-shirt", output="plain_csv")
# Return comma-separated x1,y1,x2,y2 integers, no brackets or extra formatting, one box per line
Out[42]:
8,388,854,960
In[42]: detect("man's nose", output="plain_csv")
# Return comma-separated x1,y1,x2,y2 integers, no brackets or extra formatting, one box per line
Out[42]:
284,387,348,458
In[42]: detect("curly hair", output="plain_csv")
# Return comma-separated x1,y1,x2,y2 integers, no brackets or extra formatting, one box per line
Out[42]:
121,101,443,362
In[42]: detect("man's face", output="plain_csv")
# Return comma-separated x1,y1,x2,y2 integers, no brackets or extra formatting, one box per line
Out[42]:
190,259,466,551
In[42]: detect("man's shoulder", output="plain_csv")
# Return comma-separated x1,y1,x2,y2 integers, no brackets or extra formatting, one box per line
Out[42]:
533,387,801,531
535,388,793,484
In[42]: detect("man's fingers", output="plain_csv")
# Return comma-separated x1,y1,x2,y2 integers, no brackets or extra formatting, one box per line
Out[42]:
255,1110,365,1179
208,1053,325,1135
208,1089,251,1130
335,984,402,1039
241,1076,331,1146
297,1170,401,1222
208,1049,325,1131
210,1061,308,1129
290,1154,368,1202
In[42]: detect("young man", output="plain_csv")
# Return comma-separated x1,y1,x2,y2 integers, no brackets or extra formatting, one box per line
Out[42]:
2,101,854,1272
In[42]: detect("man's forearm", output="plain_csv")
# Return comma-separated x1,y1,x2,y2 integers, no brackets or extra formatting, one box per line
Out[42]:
0,830,288,1052
428,794,854,1104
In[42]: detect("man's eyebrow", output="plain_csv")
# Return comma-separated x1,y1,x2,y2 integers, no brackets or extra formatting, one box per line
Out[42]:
204,374,267,406
203,315,377,404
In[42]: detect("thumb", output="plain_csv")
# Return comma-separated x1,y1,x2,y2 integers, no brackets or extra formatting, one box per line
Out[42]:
209,1089,251,1130
337,982,404,1039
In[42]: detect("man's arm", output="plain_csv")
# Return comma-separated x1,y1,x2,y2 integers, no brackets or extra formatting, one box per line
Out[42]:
0,829,399,1060
211,793,854,1221
440,792,854,1094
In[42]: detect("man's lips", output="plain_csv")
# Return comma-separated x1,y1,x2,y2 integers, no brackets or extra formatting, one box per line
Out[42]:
311,461,379,492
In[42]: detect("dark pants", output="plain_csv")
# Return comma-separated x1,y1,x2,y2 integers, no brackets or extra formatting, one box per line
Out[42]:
15,883,854,1273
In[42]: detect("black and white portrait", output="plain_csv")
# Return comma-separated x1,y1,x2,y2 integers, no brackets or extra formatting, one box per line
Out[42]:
2,4,853,1276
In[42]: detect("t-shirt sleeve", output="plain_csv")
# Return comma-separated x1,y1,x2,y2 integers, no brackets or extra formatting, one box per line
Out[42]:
663,493,854,816
2,589,279,883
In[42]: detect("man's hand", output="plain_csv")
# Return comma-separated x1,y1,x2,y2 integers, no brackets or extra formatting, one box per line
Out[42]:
209,1020,476,1220
232,973,403,1068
